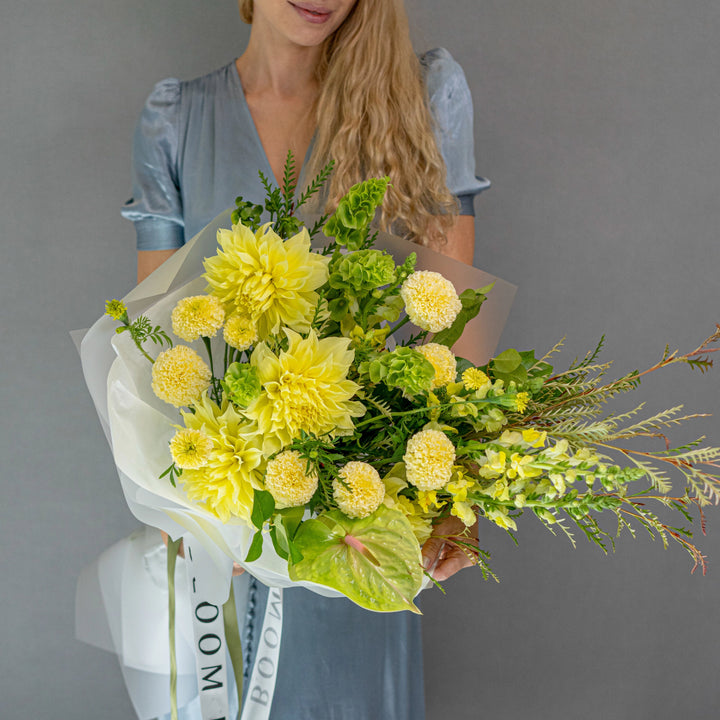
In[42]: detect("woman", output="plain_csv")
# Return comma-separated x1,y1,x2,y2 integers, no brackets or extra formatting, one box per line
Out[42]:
122,0,488,717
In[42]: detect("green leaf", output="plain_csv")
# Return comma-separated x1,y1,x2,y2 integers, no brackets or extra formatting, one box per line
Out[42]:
245,530,264,563
250,489,276,530
289,506,423,613
269,525,289,561
491,348,528,386
279,506,306,541
432,287,490,348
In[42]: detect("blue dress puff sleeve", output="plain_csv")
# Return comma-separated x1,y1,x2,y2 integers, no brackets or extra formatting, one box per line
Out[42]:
122,78,185,251
422,48,491,215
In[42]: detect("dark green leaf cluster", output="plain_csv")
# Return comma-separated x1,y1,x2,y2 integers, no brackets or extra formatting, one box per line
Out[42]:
231,152,334,241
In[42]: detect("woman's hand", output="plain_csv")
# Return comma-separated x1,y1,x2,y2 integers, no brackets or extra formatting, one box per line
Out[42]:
421,515,479,582
161,531,245,576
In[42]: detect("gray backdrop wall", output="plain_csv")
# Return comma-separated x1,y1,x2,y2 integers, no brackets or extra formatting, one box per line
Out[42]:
2,1,719,718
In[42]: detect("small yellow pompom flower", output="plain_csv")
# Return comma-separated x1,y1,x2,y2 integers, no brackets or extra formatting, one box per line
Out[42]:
105,299,128,322
223,313,258,351
416,343,457,388
333,461,386,519
169,428,213,469
264,450,318,508
171,295,225,341
399,271,462,333
151,346,212,407
403,429,456,491
514,392,530,413
462,367,491,392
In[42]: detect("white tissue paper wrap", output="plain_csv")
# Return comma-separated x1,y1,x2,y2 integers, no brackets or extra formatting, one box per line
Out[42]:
75,209,516,718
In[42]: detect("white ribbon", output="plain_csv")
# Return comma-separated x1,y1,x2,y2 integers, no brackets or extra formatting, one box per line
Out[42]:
184,537,232,720
241,588,283,720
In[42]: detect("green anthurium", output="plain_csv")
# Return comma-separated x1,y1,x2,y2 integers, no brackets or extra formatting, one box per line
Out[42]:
289,506,423,613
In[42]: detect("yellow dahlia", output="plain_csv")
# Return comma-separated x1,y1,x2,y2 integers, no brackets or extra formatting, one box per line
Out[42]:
179,395,263,523
171,295,225,341
223,313,258,351
333,461,385,519
169,428,213,469
399,270,462,333
246,329,365,453
264,450,318,508
462,367,491,392
151,346,211,407
204,222,329,339
403,429,456,491
416,343,457,388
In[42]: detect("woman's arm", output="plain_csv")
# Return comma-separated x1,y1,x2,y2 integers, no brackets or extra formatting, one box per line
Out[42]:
427,215,475,266
137,249,178,283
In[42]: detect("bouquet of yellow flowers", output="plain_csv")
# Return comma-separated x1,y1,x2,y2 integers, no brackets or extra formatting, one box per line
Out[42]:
93,162,720,618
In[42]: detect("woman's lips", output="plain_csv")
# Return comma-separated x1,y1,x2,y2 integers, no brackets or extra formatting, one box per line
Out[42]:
289,2,332,24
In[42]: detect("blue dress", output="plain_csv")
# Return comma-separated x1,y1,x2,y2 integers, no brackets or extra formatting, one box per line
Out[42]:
122,48,488,720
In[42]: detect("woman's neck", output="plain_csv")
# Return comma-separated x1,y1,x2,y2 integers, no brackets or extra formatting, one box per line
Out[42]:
236,31,322,99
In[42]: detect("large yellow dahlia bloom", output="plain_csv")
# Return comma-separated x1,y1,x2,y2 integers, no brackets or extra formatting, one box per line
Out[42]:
246,329,365,453
204,222,329,340
179,395,264,523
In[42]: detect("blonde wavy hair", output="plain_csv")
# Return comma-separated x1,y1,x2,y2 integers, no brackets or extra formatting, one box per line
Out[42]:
239,0,458,244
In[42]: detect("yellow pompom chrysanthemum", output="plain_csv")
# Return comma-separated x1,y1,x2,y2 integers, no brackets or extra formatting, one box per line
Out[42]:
514,392,530,413
333,461,385,519
462,367,491,392
399,270,462,333
179,395,264,523
416,343,457,387
169,428,213,469
171,295,225,341
223,313,258,351
151,346,212,407
264,450,318,508
246,328,365,453
204,222,329,340
403,429,456,491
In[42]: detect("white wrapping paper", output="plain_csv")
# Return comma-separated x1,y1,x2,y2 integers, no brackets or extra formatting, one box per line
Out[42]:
75,209,516,717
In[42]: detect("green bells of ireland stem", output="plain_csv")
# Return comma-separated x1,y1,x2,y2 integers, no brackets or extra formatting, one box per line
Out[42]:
323,177,390,250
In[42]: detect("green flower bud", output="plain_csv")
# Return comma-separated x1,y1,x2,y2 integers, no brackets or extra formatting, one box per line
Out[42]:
367,347,434,396
329,249,396,295
222,362,261,407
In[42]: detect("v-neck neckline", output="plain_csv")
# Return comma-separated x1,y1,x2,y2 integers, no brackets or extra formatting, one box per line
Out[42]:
228,59,316,192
